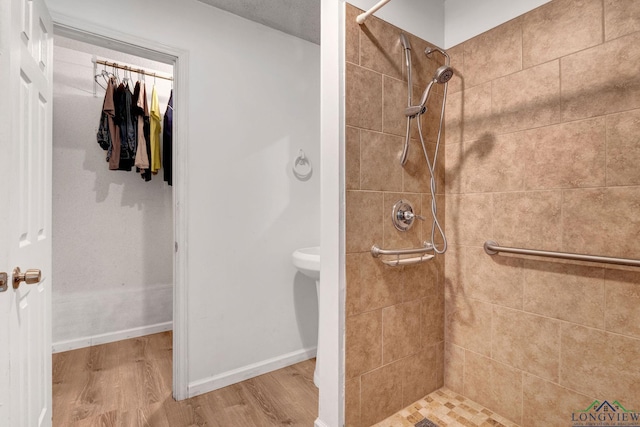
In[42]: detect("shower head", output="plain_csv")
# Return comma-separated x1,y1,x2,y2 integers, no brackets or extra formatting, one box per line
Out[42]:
400,33,411,50
434,65,454,84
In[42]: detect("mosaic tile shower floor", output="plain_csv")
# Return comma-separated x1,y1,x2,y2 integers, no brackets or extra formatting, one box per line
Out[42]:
373,388,520,427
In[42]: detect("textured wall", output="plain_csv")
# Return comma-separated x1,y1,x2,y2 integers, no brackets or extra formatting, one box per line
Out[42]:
444,0,640,424
52,37,174,347
344,4,445,426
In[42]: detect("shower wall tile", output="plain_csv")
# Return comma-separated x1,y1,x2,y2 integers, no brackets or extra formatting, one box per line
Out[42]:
444,193,493,247
346,309,382,379
382,76,408,137
464,351,523,425
605,269,640,339
403,140,442,194
444,342,465,394
345,126,360,190
560,324,640,401
444,143,462,193
522,0,603,68
346,190,383,253
382,300,422,363
382,192,423,249
436,341,445,388
359,14,403,80
522,374,592,427
403,259,439,302
345,4,361,65
405,33,442,91
422,285,444,346
446,44,464,95
522,261,605,328
491,60,561,135
360,361,403,427
444,91,462,145
606,109,640,186
492,307,560,382
360,130,403,191
445,297,492,356
359,254,404,313
463,18,522,89
561,32,640,122
462,134,526,193
461,246,524,310
523,118,606,190
402,345,438,407
462,82,493,142
346,63,382,131
345,377,361,427
604,0,640,41
492,191,562,250
346,253,363,317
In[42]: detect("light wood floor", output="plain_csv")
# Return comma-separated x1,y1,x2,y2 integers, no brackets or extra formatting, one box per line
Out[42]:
52,332,319,426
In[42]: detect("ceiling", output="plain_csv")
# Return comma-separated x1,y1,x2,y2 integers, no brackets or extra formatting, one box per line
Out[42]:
196,0,321,45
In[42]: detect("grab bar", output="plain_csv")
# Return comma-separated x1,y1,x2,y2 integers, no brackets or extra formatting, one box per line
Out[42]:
484,240,640,268
371,242,435,266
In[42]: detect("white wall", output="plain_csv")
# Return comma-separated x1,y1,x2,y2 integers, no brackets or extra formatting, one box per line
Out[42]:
51,37,174,351
348,0,445,47
46,0,321,392
444,0,551,47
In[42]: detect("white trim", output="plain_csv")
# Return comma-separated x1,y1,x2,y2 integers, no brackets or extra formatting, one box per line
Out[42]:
314,419,331,427
52,321,173,353
187,347,317,398
50,11,190,401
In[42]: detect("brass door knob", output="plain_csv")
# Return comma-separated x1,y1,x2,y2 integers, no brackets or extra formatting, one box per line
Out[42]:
13,267,42,289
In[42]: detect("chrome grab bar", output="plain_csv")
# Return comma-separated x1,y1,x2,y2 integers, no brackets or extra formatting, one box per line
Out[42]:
371,242,435,266
484,240,640,268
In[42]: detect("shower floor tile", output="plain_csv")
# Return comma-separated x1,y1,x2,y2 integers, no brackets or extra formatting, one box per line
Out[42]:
373,387,520,427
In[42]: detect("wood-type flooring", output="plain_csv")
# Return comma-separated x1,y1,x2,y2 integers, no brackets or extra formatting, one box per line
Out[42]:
52,332,319,426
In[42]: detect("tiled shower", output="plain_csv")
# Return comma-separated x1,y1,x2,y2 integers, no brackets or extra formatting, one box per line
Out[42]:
344,0,640,425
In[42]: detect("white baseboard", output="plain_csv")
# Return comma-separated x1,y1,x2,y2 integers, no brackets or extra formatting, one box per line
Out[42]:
314,418,331,427
188,346,317,398
52,321,173,353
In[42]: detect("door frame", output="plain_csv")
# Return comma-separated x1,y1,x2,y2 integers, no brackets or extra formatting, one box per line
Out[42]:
50,12,190,400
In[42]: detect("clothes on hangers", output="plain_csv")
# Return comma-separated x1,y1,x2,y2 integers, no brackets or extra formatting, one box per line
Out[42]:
150,86,162,175
133,81,151,181
163,90,173,186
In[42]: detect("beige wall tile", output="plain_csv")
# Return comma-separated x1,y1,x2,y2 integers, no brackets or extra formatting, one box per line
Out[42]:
522,374,592,427
346,126,360,190
492,306,560,381
523,261,605,328
462,82,493,143
446,298,493,356
462,134,526,193
444,143,463,194
464,351,523,425
606,109,640,186
403,257,439,302
605,269,640,339
361,361,403,426
561,32,640,122
346,253,363,317
445,91,463,145
422,286,445,346
346,190,383,253
463,18,522,88
359,253,404,312
382,300,422,363
382,193,423,249
345,4,361,65
444,193,493,247
446,44,464,95
346,310,382,379
436,341,445,388
405,33,443,90
345,376,361,427
493,190,562,250
402,344,438,406
382,76,408,137
360,130,403,191
561,324,640,402
403,140,441,194
522,0,603,68
444,342,465,394
492,60,561,135
524,118,606,190
359,14,404,80
346,63,382,131
461,246,524,310
604,0,640,41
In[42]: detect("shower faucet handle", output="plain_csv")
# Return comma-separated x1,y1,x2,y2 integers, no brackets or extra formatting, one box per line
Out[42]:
392,200,423,232
402,211,425,221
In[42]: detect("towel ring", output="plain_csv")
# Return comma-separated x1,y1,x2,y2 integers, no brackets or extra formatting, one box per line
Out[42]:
293,149,313,181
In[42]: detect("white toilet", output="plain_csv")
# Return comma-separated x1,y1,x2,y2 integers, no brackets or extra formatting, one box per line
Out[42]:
292,246,321,387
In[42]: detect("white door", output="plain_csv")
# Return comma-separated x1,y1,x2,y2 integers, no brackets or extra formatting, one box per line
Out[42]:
0,0,53,425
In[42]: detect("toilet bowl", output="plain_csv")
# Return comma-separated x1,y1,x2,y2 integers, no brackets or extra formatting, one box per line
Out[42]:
292,246,321,387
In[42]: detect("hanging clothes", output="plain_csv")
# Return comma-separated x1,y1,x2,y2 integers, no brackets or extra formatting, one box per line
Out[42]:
163,90,173,186
101,77,122,171
133,81,150,171
114,82,136,171
150,86,162,175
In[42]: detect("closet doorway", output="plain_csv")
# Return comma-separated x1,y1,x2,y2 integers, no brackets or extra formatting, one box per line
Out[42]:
50,27,186,423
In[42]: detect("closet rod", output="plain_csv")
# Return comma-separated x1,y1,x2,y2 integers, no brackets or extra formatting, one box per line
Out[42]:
94,59,173,81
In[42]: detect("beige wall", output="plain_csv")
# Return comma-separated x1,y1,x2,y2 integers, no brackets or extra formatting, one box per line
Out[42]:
343,4,446,426
444,0,640,425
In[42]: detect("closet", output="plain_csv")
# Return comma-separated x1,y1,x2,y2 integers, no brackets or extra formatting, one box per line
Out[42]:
51,35,174,352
